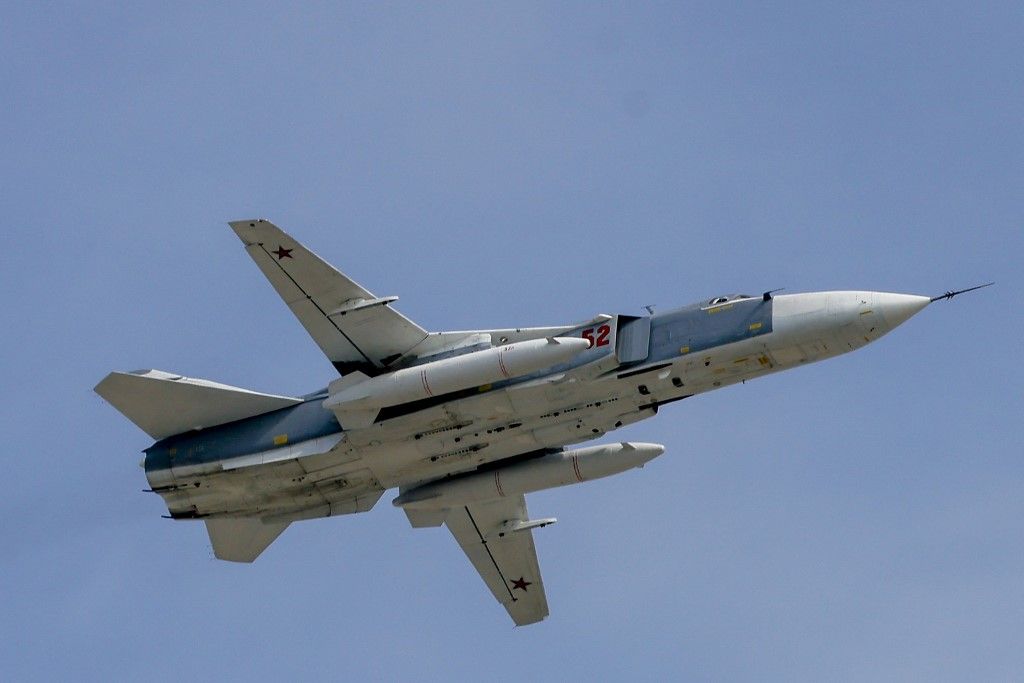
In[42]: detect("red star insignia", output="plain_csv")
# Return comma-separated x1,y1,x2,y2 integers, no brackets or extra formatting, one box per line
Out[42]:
273,246,293,260
510,577,531,592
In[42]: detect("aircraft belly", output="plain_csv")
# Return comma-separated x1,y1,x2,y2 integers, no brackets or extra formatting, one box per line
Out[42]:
664,336,785,391
158,444,386,520
368,379,661,490
158,334,786,520
158,360,689,518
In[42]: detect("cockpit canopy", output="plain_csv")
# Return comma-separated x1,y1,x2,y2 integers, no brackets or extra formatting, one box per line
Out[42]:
706,294,754,306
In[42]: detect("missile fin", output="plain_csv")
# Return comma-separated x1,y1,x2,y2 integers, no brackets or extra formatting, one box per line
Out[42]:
327,369,370,394
493,517,558,538
333,407,379,430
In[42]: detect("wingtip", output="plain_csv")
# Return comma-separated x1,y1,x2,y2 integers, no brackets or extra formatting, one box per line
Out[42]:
228,218,274,243
93,372,115,395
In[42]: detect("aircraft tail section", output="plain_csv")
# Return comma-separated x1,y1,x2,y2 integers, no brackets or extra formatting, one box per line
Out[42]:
205,518,289,562
95,369,304,441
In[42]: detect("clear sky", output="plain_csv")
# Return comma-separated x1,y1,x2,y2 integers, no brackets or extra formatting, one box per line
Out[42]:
2,3,1021,681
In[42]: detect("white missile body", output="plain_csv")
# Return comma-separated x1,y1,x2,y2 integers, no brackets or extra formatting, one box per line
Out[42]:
324,336,590,411
392,442,665,510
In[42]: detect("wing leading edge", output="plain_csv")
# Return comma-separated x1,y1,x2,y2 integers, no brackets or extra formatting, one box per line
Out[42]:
229,219,429,375
95,369,303,440
444,496,549,626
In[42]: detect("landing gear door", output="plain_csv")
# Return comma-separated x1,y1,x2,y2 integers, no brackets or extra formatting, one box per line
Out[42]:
616,315,651,363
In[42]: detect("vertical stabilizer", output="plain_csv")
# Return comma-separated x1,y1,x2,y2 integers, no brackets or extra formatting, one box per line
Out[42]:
204,518,290,562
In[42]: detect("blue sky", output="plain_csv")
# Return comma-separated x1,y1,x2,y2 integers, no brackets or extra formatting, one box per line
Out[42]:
2,3,1021,680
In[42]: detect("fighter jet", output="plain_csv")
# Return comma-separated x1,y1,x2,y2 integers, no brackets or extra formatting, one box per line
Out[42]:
95,219,989,626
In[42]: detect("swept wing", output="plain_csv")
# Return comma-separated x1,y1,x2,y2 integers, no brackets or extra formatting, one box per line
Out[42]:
442,496,549,626
230,219,429,375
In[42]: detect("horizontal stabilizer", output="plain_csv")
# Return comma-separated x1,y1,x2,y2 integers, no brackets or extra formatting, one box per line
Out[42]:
205,518,289,562
95,370,303,440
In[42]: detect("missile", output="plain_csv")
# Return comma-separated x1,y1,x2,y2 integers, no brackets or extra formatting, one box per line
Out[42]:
392,441,665,510
324,337,590,413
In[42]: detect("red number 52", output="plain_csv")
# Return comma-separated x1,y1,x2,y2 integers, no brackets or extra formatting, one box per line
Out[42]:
582,324,611,349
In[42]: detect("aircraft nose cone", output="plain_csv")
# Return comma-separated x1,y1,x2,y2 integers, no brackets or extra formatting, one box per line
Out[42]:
874,292,931,331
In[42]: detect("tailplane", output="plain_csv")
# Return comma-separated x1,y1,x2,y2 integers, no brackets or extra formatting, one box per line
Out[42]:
94,369,303,441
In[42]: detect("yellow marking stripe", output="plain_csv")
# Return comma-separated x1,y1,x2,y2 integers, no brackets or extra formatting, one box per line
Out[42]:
749,322,762,330
273,434,288,446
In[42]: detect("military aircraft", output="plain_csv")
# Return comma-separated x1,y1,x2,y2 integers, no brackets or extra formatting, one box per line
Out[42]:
95,219,989,626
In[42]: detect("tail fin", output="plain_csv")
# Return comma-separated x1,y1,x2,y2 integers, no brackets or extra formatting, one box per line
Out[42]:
94,369,303,441
205,518,289,562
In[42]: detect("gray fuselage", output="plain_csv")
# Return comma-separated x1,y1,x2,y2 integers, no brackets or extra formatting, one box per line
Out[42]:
145,291,929,522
